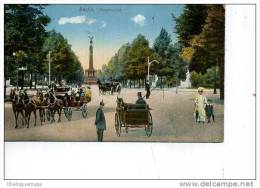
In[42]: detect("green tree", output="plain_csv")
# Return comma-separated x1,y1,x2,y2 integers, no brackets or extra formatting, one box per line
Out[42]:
4,4,50,94
124,34,156,87
153,28,187,88
174,5,224,99
43,30,84,84
173,5,208,48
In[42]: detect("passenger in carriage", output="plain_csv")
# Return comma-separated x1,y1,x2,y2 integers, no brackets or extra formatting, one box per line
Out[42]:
135,92,146,105
85,86,92,102
76,87,83,101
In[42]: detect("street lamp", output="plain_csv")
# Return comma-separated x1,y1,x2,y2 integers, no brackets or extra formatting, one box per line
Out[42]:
18,66,27,90
12,52,19,89
147,56,159,83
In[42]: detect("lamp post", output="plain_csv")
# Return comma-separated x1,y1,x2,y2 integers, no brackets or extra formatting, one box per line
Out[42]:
147,56,159,83
18,66,27,90
12,52,19,89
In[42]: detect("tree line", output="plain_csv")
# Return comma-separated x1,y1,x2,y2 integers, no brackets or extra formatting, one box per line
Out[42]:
174,4,225,99
98,29,187,89
98,4,224,100
4,5,84,97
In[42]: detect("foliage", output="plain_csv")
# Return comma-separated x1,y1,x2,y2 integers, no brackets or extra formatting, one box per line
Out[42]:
124,34,156,79
4,4,50,81
174,5,224,99
4,5,84,87
43,30,84,83
173,5,208,48
99,30,187,86
190,67,219,88
153,28,187,81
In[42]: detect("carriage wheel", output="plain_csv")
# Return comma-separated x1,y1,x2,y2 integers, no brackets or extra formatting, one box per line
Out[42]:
81,103,88,118
64,107,72,121
46,108,51,122
145,111,153,137
115,113,121,137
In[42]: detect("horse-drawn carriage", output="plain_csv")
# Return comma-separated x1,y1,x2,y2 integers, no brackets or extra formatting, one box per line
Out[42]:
46,86,91,122
9,84,92,128
115,97,153,137
97,80,121,95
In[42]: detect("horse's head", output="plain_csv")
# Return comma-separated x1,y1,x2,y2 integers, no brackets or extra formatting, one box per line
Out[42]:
10,88,20,103
13,90,25,105
116,97,124,107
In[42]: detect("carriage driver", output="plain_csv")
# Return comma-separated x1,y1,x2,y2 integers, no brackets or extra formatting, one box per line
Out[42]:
136,92,146,105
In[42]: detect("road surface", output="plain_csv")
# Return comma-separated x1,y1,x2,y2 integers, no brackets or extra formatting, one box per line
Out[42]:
4,85,224,142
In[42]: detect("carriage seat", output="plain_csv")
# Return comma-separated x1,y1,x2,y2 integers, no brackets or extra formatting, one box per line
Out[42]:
123,103,147,110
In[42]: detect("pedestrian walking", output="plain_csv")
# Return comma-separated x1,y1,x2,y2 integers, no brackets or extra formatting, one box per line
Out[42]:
145,81,151,99
95,100,106,142
194,87,208,123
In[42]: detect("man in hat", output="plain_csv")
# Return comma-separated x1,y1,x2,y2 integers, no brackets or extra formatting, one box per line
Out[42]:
136,92,146,105
95,100,106,142
194,87,208,123
145,81,151,99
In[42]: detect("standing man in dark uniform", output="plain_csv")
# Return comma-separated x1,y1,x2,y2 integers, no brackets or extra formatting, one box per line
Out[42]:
145,81,151,99
95,100,106,142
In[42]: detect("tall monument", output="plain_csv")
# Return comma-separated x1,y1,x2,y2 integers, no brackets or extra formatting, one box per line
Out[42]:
84,36,97,84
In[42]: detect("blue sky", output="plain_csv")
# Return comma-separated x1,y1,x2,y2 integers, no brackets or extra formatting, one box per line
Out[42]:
43,4,184,70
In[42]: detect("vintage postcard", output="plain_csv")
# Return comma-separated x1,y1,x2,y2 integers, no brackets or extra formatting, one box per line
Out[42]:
4,4,224,142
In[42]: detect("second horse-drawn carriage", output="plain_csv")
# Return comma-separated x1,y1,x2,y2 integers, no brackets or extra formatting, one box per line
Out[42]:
45,85,91,122
115,97,153,137
97,80,121,95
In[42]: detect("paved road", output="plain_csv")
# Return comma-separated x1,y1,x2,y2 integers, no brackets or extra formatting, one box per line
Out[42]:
4,85,224,142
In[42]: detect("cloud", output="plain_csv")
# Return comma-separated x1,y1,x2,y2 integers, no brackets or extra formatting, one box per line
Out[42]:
131,14,146,26
58,16,96,25
100,21,107,28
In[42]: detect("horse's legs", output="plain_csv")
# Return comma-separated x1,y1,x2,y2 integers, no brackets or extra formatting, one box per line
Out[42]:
27,112,31,128
21,110,25,128
39,109,43,125
58,108,61,122
34,110,37,127
51,109,55,123
43,109,45,122
14,111,18,128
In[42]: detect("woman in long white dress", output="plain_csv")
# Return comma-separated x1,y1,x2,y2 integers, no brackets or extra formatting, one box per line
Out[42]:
194,87,208,123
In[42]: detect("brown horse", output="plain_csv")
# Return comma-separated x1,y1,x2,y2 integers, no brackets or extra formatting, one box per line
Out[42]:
37,90,47,125
10,88,25,128
46,90,63,122
23,90,39,128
